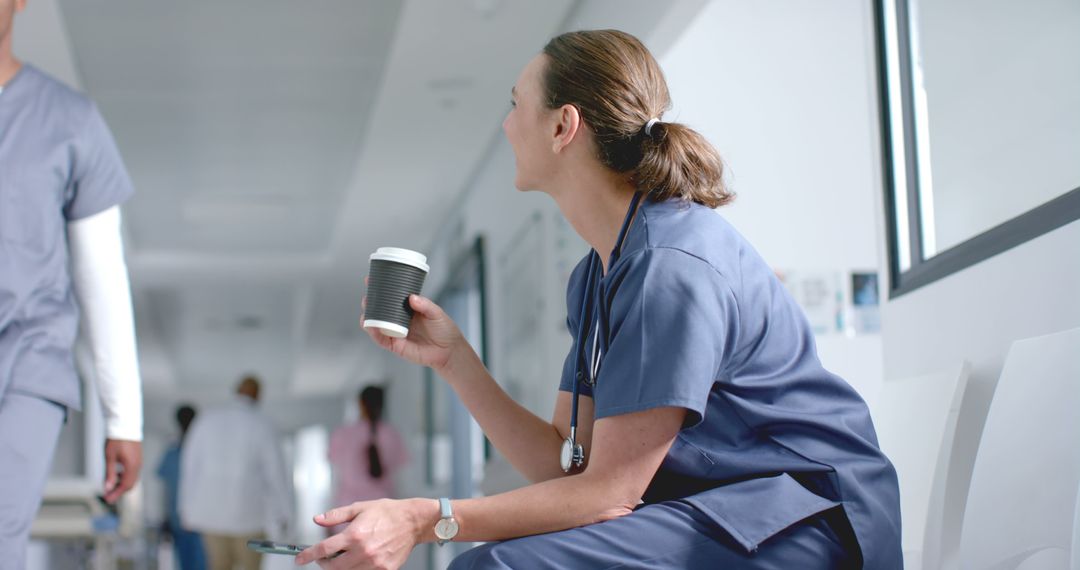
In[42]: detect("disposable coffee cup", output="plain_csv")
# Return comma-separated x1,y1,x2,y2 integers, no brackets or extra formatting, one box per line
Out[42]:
363,247,430,338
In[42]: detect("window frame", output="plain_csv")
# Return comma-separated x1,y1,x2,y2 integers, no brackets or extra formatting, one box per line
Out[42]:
875,0,1080,298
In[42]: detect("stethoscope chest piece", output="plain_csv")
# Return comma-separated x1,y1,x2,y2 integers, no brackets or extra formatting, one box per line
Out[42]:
561,435,584,472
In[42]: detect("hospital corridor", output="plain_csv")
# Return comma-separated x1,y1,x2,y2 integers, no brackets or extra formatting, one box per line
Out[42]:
1,0,1078,569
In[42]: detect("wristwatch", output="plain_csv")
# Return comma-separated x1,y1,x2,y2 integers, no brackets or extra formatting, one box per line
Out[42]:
434,497,459,546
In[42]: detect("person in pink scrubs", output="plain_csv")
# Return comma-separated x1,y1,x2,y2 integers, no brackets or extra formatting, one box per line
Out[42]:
327,386,410,534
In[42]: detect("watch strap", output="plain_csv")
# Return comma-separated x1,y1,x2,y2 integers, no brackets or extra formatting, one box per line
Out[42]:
439,497,452,519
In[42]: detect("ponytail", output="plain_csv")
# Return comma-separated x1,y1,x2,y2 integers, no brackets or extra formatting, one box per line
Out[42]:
360,386,386,479
367,417,384,479
635,121,732,208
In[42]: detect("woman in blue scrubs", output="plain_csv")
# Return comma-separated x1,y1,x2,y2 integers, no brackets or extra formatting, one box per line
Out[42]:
297,29,901,569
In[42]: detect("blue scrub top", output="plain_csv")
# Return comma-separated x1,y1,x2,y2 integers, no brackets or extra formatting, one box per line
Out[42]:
559,197,902,568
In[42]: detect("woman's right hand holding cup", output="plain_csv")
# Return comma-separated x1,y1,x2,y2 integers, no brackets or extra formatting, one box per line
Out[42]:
362,288,465,373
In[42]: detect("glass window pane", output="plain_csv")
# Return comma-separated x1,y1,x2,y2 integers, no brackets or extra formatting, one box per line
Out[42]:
909,0,1080,256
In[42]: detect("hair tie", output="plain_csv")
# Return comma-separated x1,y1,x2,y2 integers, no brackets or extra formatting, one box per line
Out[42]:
644,118,660,137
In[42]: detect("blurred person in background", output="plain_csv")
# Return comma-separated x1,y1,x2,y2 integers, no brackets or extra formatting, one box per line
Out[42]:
327,385,410,535
0,1,143,568
179,376,292,570
157,404,206,570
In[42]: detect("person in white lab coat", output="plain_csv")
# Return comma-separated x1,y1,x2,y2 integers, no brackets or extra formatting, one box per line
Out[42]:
179,375,293,570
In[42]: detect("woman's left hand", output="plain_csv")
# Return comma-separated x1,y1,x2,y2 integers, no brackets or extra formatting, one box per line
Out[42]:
295,498,434,569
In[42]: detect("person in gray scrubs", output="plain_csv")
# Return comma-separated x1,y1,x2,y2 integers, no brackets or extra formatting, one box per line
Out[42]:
0,1,144,567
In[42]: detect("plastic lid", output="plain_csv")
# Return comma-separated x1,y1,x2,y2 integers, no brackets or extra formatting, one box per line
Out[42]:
369,247,429,272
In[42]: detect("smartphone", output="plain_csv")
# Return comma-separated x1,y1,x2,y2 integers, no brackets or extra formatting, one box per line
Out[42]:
247,539,309,555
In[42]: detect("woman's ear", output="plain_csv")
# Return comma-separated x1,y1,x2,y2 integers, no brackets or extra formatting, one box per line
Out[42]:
552,104,582,154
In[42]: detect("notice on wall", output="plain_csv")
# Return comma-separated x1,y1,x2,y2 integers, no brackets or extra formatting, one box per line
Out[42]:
776,270,843,335
776,269,882,336
848,271,881,335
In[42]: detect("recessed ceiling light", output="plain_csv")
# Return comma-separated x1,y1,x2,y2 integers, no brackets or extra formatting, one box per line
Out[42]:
470,0,501,17
236,315,263,330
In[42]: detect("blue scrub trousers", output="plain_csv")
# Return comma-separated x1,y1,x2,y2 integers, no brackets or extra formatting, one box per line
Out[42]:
172,525,207,570
0,392,66,570
448,501,856,569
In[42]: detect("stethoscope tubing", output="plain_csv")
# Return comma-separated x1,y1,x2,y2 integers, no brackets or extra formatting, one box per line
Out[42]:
568,252,597,429
568,192,645,437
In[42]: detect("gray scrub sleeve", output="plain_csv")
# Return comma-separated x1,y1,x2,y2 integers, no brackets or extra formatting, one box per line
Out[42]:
583,247,738,427
64,104,135,221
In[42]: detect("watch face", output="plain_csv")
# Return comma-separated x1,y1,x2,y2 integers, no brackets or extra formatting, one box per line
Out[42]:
435,517,459,540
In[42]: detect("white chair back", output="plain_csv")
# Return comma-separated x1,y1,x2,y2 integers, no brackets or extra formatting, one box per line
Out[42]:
871,362,970,570
959,327,1080,569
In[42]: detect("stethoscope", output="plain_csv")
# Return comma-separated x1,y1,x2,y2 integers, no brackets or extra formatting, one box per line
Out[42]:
561,191,645,472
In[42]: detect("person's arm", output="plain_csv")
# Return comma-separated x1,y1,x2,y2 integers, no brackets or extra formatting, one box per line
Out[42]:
296,405,685,567
436,405,684,540
362,294,583,483
68,205,143,503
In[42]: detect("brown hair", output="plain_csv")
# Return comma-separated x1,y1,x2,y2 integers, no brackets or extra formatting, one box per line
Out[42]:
236,375,261,401
360,385,385,479
541,30,733,208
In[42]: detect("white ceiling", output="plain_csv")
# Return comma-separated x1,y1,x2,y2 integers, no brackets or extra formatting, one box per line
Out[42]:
62,0,400,254
14,0,703,406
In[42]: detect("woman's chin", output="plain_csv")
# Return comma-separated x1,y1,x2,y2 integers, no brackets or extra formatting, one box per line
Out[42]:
512,177,533,192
